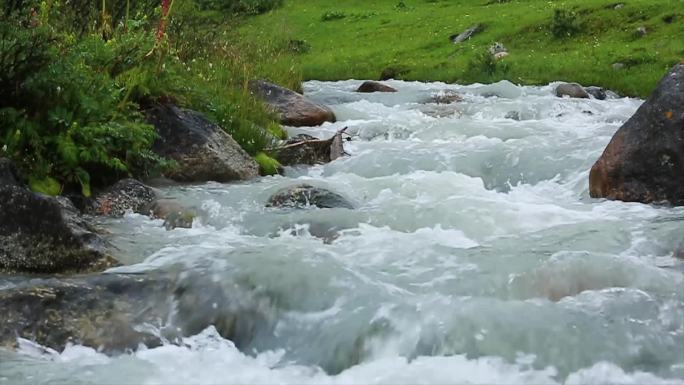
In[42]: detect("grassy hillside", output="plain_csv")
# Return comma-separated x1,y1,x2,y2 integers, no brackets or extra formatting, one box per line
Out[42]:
239,0,684,97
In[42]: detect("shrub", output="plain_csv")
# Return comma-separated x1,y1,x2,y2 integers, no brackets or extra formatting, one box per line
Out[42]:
551,9,581,39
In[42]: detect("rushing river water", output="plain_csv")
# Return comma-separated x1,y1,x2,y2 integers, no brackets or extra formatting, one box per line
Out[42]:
2,80,684,384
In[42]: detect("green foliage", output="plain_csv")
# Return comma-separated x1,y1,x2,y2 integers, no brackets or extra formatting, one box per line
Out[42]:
467,50,497,78
1,0,297,194
28,176,61,196
551,9,581,39
195,0,283,15
254,152,281,176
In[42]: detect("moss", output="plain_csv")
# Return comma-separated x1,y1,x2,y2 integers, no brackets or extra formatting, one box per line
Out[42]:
255,152,283,176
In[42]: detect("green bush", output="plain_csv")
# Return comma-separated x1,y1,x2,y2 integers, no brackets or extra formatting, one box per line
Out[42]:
551,9,581,39
195,0,283,15
0,16,163,194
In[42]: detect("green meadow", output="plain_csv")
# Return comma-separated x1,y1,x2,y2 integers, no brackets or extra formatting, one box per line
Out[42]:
240,0,684,97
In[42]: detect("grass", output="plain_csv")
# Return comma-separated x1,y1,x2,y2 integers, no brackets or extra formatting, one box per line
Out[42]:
239,0,684,97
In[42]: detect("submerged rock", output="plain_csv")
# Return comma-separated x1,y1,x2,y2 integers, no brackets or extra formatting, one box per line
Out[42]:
585,86,607,100
147,104,259,183
450,24,483,44
271,129,347,166
267,184,354,209
0,169,115,274
0,270,276,353
590,64,684,204
88,179,157,217
148,199,197,230
429,90,463,104
555,83,589,99
249,80,336,127
356,81,397,93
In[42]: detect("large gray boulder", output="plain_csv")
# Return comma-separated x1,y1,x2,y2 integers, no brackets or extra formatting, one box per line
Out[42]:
0,270,276,353
147,104,259,183
249,80,336,127
0,161,115,274
590,64,684,204
267,184,354,209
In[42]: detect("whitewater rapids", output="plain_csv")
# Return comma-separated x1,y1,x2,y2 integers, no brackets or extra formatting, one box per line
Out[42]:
1,80,683,385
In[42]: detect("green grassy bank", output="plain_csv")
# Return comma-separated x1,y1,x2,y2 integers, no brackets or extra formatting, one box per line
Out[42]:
240,0,684,97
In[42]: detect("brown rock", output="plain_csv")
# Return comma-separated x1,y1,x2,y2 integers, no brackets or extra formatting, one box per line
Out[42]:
356,81,397,93
589,64,684,204
249,80,336,127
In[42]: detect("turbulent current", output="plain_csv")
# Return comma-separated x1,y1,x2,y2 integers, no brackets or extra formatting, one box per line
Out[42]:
2,80,684,384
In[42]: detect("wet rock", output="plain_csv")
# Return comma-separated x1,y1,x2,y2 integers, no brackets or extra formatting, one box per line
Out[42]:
450,24,483,44
505,111,521,121
0,158,22,187
429,90,463,104
267,184,354,209
249,80,336,127
356,81,397,93
0,182,115,274
585,86,608,100
270,129,347,166
555,83,589,99
146,104,259,183
88,179,157,217
148,199,197,230
589,64,684,204
0,270,276,353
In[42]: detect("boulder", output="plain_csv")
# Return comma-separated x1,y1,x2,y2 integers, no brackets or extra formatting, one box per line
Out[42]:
267,184,354,209
356,81,397,93
555,83,590,99
88,179,157,217
249,80,336,127
146,104,259,183
0,158,22,187
270,128,348,166
148,199,197,230
450,24,483,44
585,86,608,100
0,270,276,353
589,64,684,204
0,183,115,274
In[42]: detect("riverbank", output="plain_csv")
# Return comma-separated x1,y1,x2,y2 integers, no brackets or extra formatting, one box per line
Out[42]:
239,0,684,97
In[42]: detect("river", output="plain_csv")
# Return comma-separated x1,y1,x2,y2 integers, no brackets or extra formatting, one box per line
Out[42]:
1,80,684,384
